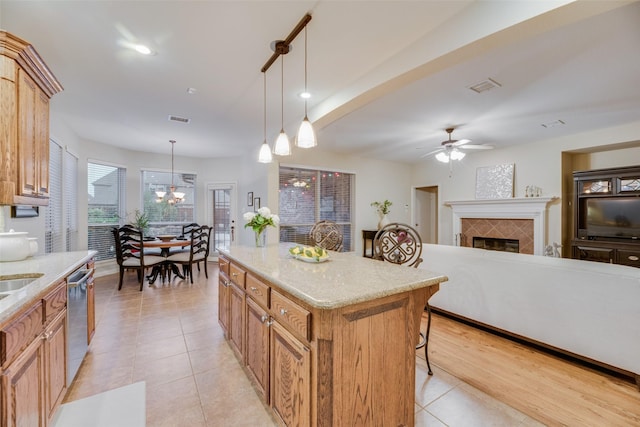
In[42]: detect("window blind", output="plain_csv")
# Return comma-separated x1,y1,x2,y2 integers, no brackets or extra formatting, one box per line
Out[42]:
278,166,354,250
65,149,78,251
45,140,63,253
88,162,126,261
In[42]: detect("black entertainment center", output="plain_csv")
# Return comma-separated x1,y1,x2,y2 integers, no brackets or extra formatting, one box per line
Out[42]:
572,165,640,268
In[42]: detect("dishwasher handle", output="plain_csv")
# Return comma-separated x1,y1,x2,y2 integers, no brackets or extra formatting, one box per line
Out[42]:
67,268,94,289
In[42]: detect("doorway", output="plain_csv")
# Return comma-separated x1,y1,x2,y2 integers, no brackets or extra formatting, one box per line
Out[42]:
414,186,438,244
207,182,237,259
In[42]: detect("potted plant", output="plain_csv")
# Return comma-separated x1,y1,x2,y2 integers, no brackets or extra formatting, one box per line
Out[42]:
371,200,392,229
132,209,150,236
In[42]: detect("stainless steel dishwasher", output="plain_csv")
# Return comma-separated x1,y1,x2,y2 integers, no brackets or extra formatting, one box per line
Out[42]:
67,267,92,384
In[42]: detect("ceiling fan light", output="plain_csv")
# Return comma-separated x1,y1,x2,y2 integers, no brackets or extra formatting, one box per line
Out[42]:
258,140,273,163
435,152,450,163
450,149,466,161
273,130,291,156
296,117,317,148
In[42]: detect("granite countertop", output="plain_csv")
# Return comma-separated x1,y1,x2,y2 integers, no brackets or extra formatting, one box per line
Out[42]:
0,251,97,325
219,243,447,310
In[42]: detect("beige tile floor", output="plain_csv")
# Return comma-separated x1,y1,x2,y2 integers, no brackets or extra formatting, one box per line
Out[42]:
65,263,541,426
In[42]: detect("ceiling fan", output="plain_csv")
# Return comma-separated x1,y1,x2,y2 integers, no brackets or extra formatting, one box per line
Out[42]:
420,128,493,163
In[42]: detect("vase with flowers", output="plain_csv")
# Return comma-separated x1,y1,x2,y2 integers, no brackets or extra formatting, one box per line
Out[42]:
371,199,392,229
244,207,280,247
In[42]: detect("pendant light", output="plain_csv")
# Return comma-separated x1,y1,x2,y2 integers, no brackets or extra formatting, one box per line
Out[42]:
155,140,184,204
296,26,317,148
258,72,273,163
272,55,291,156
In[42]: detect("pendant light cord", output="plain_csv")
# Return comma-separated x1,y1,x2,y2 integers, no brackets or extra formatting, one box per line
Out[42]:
304,26,308,116
263,72,267,141
280,56,284,130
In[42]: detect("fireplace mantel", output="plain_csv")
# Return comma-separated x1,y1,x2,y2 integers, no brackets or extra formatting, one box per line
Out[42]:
445,197,558,255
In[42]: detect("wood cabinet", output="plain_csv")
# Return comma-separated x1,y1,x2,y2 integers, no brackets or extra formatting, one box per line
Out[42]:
1,281,67,427
218,252,438,426
86,259,96,343
0,31,62,206
571,166,640,267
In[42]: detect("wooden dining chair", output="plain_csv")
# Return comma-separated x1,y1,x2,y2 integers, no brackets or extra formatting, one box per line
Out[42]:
112,225,165,291
373,222,433,374
309,220,343,251
166,225,212,283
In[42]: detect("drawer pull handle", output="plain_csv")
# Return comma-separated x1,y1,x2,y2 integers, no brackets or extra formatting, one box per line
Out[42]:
231,272,238,277
629,255,639,261
280,308,287,316
261,315,268,323
250,286,258,293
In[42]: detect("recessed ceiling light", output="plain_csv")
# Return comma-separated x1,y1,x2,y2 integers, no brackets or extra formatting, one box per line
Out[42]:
134,44,154,55
187,87,197,94
299,91,311,99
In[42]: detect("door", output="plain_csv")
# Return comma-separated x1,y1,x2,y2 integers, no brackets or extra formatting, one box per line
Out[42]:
207,183,236,258
414,186,438,244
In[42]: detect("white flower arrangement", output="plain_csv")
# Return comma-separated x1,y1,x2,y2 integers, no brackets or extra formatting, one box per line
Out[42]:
243,206,280,234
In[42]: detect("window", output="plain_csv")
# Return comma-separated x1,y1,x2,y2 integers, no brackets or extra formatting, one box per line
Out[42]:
45,140,63,253
65,150,78,251
279,166,353,250
141,170,196,236
88,161,126,261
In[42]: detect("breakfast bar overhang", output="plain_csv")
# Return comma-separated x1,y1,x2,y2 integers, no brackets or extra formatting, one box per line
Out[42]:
218,244,448,426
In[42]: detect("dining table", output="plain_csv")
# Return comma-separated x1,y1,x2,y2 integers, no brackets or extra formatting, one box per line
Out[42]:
143,238,190,284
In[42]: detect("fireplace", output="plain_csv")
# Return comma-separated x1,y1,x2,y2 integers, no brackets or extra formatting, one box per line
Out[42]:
473,236,519,253
446,197,556,256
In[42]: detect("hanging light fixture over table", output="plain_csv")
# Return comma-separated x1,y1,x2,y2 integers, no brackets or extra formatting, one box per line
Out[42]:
155,139,185,204
273,53,291,156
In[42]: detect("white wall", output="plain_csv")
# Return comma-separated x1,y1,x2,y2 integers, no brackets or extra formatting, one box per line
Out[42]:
411,120,640,247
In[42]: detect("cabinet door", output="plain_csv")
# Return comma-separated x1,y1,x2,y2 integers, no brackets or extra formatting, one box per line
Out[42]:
35,90,49,198
1,337,45,427
228,283,245,359
17,68,38,198
218,276,230,336
245,297,270,401
44,310,67,421
270,321,310,427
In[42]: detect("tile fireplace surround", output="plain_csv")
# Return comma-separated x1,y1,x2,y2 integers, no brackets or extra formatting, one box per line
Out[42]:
446,197,557,256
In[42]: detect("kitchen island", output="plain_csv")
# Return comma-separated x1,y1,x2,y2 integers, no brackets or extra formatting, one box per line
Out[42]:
218,244,447,426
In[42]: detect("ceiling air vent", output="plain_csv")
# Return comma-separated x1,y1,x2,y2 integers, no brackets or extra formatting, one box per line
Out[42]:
468,78,501,94
168,115,190,124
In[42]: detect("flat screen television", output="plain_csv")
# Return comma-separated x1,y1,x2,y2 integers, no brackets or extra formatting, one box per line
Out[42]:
586,197,640,239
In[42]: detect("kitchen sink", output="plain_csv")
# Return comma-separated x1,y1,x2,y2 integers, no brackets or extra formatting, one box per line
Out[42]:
0,274,43,293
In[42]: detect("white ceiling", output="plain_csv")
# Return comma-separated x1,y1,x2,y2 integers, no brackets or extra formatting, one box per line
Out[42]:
2,1,639,163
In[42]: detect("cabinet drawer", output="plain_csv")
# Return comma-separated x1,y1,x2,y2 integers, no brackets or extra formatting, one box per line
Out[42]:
1,302,43,365
219,256,230,276
246,274,269,308
271,290,310,342
43,281,67,325
617,250,640,268
229,263,246,289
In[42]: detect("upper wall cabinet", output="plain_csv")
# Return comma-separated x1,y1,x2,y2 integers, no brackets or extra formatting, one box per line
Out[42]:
0,31,63,206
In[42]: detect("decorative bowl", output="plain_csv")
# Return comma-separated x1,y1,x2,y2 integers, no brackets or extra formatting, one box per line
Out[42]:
157,235,176,242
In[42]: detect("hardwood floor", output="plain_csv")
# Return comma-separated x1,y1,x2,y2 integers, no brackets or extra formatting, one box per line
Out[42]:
424,312,640,426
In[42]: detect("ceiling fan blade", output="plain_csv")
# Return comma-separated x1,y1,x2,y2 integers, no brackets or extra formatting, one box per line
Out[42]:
419,148,444,158
452,139,471,147
460,144,494,150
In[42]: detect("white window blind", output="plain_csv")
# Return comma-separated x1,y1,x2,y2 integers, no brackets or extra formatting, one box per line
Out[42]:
140,170,196,236
65,150,78,251
278,166,354,250
88,162,126,261
45,140,63,253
